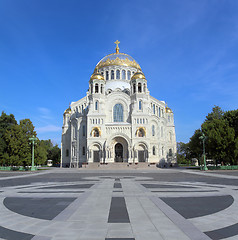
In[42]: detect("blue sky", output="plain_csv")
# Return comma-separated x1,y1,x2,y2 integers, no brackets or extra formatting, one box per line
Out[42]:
0,0,238,145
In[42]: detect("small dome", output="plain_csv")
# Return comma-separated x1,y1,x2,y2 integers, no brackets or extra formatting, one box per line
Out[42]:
90,72,105,81
131,72,146,80
64,107,71,115
166,107,173,113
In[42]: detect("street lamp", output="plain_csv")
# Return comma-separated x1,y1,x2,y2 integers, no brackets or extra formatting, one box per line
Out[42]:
199,133,208,171
29,136,38,171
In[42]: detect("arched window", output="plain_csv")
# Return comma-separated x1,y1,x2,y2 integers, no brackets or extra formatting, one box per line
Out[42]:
137,128,145,137
116,70,120,79
83,125,86,136
101,84,103,94
95,101,98,110
152,125,155,136
139,100,142,110
153,146,156,155
169,148,172,156
82,147,85,155
159,107,161,117
143,83,146,92
73,125,77,139
169,132,172,141
122,70,126,79
113,103,123,122
95,83,99,93
138,83,142,93
127,70,131,80
93,128,99,137
106,71,109,80
111,70,114,80
153,104,155,114
133,84,136,93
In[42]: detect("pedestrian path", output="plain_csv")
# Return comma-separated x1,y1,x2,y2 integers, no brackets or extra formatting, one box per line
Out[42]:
0,170,238,239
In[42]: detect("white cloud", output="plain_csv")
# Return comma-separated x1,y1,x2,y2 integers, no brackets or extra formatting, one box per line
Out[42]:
38,107,52,120
36,125,61,133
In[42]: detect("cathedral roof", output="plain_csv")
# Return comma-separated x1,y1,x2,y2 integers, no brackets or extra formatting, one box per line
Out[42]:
95,40,142,71
64,106,71,115
131,71,146,80
165,107,173,113
90,72,105,81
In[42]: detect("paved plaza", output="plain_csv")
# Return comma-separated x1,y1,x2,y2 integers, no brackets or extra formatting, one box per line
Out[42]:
0,168,238,240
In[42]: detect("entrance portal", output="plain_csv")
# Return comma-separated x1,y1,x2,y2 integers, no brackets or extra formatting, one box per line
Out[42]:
93,151,100,162
138,150,145,162
115,143,123,162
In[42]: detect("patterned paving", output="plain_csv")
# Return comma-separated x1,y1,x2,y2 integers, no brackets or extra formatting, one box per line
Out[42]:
0,170,238,239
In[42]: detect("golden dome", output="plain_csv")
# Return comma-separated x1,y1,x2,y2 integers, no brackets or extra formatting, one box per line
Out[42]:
166,107,173,113
131,72,146,80
64,107,71,115
95,53,142,71
90,72,105,81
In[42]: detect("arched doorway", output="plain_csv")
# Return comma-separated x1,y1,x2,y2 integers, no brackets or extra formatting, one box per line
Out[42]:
136,143,147,162
91,144,100,163
115,143,123,162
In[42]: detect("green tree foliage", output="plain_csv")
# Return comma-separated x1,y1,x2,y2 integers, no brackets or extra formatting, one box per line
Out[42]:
188,129,203,160
187,106,238,165
0,112,61,167
4,119,36,166
0,111,17,161
176,142,189,164
47,144,61,166
223,110,238,138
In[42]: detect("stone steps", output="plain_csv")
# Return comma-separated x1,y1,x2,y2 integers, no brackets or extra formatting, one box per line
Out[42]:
81,162,157,169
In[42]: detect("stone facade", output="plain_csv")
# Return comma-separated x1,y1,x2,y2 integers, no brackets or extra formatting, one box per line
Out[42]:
61,45,176,167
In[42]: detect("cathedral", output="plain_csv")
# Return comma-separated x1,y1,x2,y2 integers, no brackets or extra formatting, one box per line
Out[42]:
61,41,177,168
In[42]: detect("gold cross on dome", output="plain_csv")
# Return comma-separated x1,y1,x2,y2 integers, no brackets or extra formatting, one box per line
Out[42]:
114,40,120,53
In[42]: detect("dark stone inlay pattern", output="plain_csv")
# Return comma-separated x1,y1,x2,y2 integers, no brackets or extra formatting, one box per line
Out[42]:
152,190,218,193
108,197,130,223
161,195,234,219
4,197,76,220
142,184,196,189
113,190,123,192
19,191,84,193
205,223,238,240
106,238,135,240
40,184,93,189
114,183,122,188
0,225,34,240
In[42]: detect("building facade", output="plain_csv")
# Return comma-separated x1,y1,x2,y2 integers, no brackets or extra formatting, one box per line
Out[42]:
61,42,176,167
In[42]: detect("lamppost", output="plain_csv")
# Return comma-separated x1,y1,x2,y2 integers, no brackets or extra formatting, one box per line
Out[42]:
29,136,37,171
199,133,208,171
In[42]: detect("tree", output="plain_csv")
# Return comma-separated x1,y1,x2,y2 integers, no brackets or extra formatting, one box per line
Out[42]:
48,144,61,166
186,107,238,166
0,111,17,163
35,140,48,166
223,110,238,138
0,111,61,167
177,142,189,164
205,106,223,122
4,119,37,166
188,129,203,161
202,118,238,165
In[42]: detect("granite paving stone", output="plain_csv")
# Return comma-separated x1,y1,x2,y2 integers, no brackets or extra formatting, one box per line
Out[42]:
0,168,238,239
